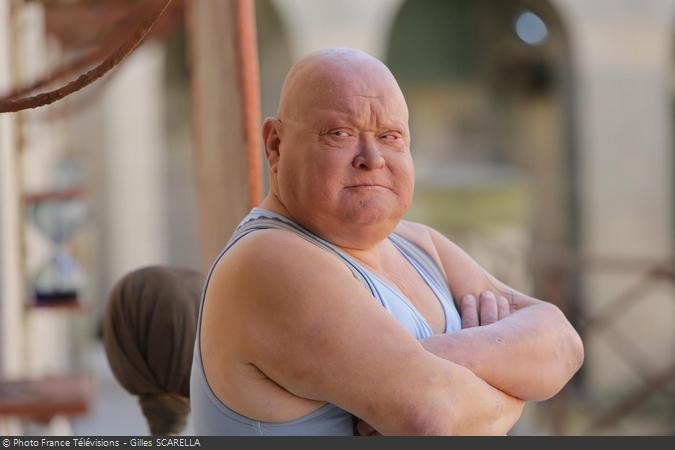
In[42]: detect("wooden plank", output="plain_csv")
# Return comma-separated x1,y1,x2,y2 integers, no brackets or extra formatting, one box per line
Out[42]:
234,0,263,208
187,0,262,272
0,373,93,420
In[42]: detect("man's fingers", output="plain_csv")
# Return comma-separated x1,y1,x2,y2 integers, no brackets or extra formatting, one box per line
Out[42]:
460,294,479,328
479,291,498,325
462,291,506,327
497,296,510,320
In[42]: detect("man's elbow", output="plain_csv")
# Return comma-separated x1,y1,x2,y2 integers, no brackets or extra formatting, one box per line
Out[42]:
552,303,585,376
389,377,519,435
395,400,466,436
404,395,522,436
377,398,453,435
536,304,585,401
373,383,465,435
568,323,585,373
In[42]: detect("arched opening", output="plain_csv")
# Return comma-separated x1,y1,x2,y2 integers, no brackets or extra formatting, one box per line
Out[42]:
385,0,577,311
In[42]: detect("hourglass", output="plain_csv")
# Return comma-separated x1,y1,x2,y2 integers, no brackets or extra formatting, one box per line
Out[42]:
27,189,87,306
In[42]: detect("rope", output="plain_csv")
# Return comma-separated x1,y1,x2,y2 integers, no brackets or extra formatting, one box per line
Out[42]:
2,0,157,101
0,0,173,113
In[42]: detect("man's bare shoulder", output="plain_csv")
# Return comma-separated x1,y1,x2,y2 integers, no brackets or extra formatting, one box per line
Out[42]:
394,220,466,269
220,228,331,266
209,228,356,302
396,220,477,264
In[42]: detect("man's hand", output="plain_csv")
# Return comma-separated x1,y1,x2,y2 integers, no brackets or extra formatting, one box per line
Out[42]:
460,291,511,328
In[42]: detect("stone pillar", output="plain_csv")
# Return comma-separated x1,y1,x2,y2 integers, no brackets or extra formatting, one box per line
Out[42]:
100,44,168,287
0,0,25,378
19,1,72,377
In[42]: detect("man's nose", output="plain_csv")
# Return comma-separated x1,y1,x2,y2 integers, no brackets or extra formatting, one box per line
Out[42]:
353,137,385,170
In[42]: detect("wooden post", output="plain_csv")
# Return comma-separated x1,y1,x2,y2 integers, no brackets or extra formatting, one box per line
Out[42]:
186,0,262,272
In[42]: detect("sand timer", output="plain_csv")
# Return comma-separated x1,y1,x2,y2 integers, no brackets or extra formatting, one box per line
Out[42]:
28,190,87,306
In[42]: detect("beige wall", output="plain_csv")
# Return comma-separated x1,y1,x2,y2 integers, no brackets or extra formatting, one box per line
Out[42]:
271,0,404,59
553,0,675,395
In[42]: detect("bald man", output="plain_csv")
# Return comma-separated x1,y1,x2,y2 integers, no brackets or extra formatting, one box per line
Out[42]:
190,48,584,436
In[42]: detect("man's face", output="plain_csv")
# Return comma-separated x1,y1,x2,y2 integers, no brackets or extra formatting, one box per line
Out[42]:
268,64,414,246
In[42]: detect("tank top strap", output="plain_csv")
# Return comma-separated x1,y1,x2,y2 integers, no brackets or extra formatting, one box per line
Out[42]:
228,209,380,300
388,232,452,299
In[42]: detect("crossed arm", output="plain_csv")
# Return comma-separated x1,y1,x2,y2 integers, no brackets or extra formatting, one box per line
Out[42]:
356,226,584,435
210,227,583,435
420,226,585,401
214,230,525,435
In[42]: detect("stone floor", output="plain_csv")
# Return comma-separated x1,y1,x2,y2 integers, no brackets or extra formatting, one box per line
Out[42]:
70,341,149,436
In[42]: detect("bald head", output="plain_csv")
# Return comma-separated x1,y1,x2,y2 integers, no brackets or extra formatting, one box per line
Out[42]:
260,48,415,249
277,48,408,122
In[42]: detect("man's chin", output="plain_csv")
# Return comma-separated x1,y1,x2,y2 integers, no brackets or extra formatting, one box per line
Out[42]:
300,205,404,249
340,203,401,226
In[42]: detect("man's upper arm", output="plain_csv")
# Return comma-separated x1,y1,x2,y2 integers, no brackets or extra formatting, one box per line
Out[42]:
421,225,520,308
395,221,522,310
206,229,521,435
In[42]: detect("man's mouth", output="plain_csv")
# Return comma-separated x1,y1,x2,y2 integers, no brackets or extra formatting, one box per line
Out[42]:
344,184,392,192
346,184,387,188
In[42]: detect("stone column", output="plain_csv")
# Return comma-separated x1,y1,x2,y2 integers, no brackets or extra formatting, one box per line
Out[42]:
100,44,168,288
0,0,25,378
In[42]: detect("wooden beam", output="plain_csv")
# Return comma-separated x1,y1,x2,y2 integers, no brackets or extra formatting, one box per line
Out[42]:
234,0,263,208
0,373,93,420
187,0,262,272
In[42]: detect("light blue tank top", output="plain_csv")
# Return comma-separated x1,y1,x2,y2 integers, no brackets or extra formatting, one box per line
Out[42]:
190,208,462,435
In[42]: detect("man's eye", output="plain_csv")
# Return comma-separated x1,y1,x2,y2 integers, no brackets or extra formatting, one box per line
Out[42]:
380,133,400,141
332,130,350,137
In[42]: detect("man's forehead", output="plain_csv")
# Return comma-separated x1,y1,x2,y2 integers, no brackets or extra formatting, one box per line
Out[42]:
278,48,407,117
286,88,408,127
284,77,407,123
312,91,399,113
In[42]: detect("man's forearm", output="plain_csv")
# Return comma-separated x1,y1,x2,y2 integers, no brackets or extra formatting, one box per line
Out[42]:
422,302,584,401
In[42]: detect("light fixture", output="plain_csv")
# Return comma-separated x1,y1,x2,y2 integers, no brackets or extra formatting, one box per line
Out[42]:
515,11,548,46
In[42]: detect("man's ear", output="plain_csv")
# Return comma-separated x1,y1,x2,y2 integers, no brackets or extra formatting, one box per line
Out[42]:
262,117,281,173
